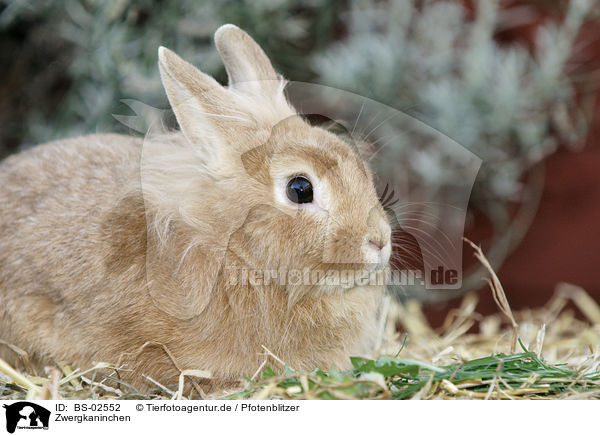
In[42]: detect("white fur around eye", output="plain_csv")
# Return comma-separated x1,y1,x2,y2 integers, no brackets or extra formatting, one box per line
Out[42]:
273,172,330,215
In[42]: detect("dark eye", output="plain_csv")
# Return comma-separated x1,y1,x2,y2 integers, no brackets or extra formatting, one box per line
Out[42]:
286,176,313,204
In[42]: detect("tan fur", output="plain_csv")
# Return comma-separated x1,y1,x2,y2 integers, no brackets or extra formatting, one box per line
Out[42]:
0,25,391,391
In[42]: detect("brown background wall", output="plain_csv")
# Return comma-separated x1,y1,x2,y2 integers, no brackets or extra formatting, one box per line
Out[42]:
425,1,600,325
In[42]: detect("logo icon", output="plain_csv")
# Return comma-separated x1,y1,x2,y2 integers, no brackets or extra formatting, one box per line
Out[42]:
3,402,50,434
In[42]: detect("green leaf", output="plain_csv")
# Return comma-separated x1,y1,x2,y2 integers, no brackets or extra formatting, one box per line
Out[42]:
260,366,277,379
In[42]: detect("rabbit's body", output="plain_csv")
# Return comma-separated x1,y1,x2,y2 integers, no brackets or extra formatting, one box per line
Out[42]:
0,25,391,391
0,135,148,369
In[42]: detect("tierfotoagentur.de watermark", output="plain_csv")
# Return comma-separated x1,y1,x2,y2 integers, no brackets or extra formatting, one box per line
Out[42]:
226,266,458,288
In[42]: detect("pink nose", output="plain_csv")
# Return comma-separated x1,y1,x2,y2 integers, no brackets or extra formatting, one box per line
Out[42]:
369,239,384,251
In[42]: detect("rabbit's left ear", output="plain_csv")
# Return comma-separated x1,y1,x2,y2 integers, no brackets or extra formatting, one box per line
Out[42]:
158,46,251,162
215,24,282,98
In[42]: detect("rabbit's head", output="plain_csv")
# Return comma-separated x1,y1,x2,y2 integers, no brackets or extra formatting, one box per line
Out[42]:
156,25,391,306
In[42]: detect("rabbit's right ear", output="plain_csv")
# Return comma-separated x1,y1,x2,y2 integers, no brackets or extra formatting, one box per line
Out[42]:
158,46,250,159
215,24,282,98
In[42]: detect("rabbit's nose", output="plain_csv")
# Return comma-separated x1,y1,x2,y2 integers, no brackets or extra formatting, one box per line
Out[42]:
364,234,391,265
369,238,385,251
365,208,392,264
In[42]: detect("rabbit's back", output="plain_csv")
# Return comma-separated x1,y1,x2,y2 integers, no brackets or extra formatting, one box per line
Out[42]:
0,134,149,368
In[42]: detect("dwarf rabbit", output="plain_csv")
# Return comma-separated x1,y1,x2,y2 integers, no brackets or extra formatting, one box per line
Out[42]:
0,24,391,392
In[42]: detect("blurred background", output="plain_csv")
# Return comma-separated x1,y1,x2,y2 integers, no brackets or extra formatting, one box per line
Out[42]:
1,0,599,324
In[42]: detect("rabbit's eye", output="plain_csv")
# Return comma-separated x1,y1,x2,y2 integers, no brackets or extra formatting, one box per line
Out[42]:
286,176,313,204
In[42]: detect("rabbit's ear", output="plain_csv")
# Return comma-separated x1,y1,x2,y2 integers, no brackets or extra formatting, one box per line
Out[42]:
214,24,281,97
158,46,248,153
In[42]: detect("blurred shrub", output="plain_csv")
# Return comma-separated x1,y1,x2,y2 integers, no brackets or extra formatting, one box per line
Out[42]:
313,0,592,204
0,0,345,153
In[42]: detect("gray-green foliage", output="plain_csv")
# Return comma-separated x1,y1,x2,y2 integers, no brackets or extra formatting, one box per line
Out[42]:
0,0,344,148
313,0,592,202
